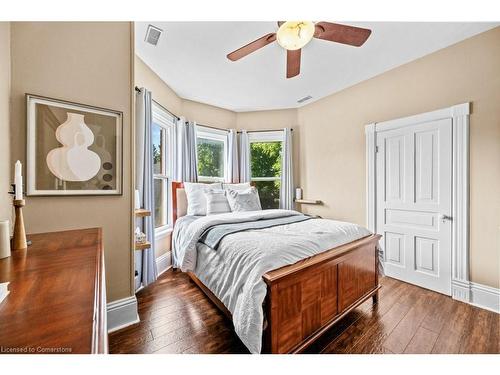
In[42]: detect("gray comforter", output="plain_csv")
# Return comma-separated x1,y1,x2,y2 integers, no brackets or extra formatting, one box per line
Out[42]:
172,209,372,353
199,214,311,249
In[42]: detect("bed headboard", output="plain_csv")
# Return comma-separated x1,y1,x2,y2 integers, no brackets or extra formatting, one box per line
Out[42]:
172,181,187,227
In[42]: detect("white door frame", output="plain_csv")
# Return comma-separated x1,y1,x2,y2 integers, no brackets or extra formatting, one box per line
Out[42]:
365,102,471,303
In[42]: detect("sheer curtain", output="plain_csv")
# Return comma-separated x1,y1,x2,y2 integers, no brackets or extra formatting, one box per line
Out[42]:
239,130,251,183
175,117,198,182
279,128,294,210
135,88,157,287
227,129,239,183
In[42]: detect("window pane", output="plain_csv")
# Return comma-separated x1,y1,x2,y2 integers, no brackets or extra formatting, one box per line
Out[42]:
152,124,163,175
250,142,282,178
250,141,282,208
154,178,166,228
197,137,224,178
254,180,281,209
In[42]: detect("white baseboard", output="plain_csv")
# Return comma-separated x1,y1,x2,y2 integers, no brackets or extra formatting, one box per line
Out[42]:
451,279,471,303
107,295,140,333
470,282,500,313
452,280,499,314
156,251,172,276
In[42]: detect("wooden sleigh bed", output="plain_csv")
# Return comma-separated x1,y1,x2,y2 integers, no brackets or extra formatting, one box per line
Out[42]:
172,182,381,354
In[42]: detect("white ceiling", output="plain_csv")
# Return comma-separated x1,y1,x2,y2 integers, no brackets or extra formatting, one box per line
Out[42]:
135,22,497,112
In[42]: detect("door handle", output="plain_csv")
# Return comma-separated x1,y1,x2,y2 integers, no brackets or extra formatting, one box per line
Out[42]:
441,214,453,222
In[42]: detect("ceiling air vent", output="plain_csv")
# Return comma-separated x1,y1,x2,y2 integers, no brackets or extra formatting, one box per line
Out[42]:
145,24,163,46
297,95,312,104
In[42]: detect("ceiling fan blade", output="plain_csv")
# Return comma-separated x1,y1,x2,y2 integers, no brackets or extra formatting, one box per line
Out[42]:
227,33,276,61
314,22,371,47
286,49,301,79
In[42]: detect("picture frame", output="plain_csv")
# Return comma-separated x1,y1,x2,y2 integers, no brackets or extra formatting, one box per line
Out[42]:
26,94,123,196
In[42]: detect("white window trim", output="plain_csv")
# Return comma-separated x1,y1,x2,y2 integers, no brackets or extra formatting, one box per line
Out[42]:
250,176,280,182
152,102,175,233
248,130,284,143
196,125,228,183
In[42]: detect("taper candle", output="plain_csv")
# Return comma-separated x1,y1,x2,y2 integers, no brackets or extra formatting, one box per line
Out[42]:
14,160,22,200
295,187,303,200
0,220,10,259
135,189,141,210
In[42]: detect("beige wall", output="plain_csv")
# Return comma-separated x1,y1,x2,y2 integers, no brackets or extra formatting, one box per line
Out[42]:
236,109,297,130
236,108,300,185
297,27,500,288
135,55,238,258
0,23,10,225
182,99,236,129
136,27,500,289
135,58,299,258
135,56,182,115
135,56,236,129
10,22,134,302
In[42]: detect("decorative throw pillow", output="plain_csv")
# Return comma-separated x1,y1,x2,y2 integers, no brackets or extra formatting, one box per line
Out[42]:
226,187,262,212
204,189,231,215
184,182,223,216
223,182,251,192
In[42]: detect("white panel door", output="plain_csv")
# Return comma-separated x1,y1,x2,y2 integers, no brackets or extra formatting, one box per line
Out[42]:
376,118,452,295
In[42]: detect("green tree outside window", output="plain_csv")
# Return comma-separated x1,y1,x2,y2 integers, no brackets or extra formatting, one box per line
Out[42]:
250,142,282,209
197,138,224,179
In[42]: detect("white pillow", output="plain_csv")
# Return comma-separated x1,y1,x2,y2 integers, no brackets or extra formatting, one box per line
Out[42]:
226,187,262,212
223,182,251,192
204,189,231,215
184,182,223,216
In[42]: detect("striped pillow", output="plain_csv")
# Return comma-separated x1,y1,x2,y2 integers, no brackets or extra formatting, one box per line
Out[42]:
204,189,231,215
184,182,223,216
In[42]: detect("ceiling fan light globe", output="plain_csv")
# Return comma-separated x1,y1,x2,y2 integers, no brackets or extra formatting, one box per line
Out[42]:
276,21,315,51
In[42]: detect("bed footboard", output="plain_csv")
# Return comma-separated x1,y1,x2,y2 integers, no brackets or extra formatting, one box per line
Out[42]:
262,234,381,353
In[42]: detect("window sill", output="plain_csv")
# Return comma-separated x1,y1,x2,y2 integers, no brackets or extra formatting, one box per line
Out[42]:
198,177,226,183
155,226,173,239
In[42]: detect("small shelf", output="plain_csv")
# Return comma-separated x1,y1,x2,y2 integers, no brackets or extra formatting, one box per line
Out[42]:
135,241,151,251
135,209,151,217
295,199,322,205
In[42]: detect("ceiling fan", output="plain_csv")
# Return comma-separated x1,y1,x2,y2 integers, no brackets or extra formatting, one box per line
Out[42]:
227,21,372,79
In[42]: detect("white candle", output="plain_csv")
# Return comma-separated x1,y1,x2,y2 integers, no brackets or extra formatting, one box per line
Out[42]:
135,189,141,210
295,187,302,200
14,160,22,200
0,220,10,259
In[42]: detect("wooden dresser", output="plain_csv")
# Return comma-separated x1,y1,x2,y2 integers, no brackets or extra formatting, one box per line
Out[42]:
0,228,107,354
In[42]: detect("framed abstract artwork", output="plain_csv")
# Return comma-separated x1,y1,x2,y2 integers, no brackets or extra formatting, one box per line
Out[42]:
26,94,123,196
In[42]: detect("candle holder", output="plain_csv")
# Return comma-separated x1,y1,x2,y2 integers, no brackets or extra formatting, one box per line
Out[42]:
9,184,28,251
12,199,27,251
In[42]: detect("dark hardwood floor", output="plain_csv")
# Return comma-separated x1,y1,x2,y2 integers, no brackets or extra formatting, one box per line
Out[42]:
109,270,499,354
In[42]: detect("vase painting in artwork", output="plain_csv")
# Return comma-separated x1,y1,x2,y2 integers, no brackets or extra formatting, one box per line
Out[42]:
46,113,101,181
27,94,122,195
